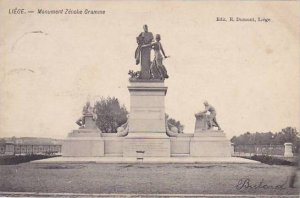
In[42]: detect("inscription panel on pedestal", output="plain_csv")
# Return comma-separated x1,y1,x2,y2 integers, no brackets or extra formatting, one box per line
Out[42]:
131,95,165,107
130,108,163,120
123,138,170,157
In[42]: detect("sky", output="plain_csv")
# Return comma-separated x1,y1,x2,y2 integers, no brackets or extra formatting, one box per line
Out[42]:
0,1,299,139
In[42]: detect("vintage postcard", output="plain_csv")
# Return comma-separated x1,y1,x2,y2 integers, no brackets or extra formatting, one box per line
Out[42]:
0,0,299,197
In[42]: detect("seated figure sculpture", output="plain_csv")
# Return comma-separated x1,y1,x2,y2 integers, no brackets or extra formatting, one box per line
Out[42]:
76,101,97,129
195,101,221,131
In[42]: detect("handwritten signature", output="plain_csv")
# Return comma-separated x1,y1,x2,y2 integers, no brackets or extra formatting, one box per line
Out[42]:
235,177,288,190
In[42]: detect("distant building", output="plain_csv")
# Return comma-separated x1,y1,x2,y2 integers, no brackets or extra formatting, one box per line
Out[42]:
0,137,62,156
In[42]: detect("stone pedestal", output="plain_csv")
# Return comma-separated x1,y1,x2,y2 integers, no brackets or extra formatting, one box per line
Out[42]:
123,134,170,157
63,136,104,157
128,80,167,133
82,114,98,129
284,142,293,157
190,130,231,157
124,80,170,157
195,113,209,132
62,116,104,157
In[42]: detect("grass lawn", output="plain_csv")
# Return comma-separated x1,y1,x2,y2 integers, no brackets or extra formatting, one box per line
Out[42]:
0,155,60,165
0,162,298,196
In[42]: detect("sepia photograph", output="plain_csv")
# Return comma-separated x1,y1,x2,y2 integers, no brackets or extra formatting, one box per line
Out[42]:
0,0,299,197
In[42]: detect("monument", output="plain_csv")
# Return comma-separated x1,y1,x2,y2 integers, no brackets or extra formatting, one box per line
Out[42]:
190,101,231,157
62,101,104,157
125,25,171,157
61,25,232,159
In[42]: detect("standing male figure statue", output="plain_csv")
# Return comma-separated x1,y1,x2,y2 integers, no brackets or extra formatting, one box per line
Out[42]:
135,24,154,79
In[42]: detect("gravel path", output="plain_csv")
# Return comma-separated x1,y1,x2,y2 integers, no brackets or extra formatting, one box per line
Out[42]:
0,163,298,195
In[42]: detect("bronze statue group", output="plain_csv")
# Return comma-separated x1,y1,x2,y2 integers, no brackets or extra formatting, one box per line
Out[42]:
135,24,169,80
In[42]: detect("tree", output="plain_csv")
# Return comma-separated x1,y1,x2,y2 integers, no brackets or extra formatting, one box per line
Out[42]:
94,97,128,133
166,114,184,133
230,127,300,153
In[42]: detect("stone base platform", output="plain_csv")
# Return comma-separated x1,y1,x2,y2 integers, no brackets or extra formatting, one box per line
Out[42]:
62,132,234,158
123,133,170,157
63,137,104,157
31,156,258,164
190,130,231,157
62,130,104,157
